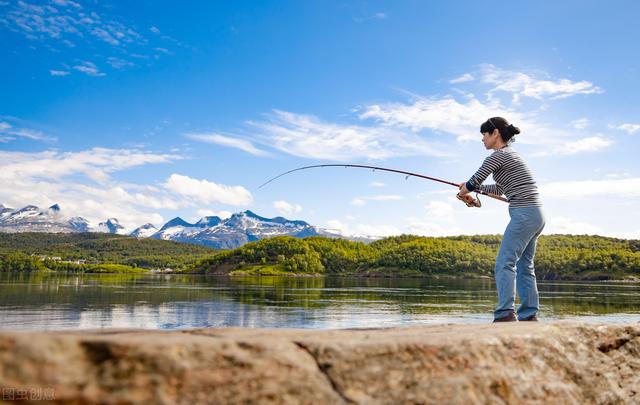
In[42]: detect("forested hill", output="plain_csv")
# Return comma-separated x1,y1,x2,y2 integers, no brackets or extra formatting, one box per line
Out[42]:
1,233,639,280
190,234,640,280
0,232,216,270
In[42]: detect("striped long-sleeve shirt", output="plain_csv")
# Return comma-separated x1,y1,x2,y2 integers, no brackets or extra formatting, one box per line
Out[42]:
465,146,542,208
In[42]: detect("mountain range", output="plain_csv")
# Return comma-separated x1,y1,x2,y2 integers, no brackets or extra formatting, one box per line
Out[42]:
0,203,374,248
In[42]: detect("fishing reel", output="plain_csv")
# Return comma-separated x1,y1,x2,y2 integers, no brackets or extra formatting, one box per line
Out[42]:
456,192,482,208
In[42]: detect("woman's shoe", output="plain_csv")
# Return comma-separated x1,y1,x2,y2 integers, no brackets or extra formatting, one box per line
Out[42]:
520,314,539,322
493,312,517,322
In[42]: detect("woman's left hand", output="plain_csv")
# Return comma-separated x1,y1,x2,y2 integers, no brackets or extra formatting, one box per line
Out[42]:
458,182,470,196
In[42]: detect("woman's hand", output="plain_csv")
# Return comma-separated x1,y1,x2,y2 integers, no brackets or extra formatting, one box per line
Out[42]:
458,182,470,196
456,192,481,208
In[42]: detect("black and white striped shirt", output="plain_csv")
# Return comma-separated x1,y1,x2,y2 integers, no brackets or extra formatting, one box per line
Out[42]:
465,146,542,208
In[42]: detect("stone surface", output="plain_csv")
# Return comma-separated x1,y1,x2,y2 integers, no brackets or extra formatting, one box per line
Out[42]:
0,322,639,404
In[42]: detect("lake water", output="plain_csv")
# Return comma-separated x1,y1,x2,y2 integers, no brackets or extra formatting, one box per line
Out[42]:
0,272,638,330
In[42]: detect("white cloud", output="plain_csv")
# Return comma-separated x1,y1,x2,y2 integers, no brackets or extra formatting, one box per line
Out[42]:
4,1,143,48
370,181,386,187
406,221,465,237
249,109,448,161
196,209,232,220
0,148,187,229
354,223,400,237
543,216,600,235
609,123,640,134
354,12,387,23
479,64,603,102
73,61,105,76
186,133,269,157
92,27,120,45
350,194,403,206
360,88,611,156
569,118,589,130
0,120,57,142
533,135,613,157
272,200,303,216
424,200,455,222
360,95,525,142
325,219,350,235
325,219,400,237
164,174,252,206
51,0,81,8
449,73,474,84
540,177,640,199
49,69,70,76
107,57,134,70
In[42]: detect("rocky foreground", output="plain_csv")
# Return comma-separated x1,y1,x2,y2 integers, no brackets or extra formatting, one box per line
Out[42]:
0,322,639,404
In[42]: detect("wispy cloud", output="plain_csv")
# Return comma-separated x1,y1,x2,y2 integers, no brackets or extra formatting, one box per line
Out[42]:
351,194,404,206
540,177,640,199
533,135,613,156
569,118,589,130
3,1,144,46
353,12,387,23
273,200,303,216
249,109,449,161
186,133,270,157
359,66,607,156
325,219,400,237
609,123,640,134
106,56,135,70
1,1,175,74
478,64,603,102
423,200,455,222
543,216,600,235
449,73,474,84
0,120,57,142
73,60,105,76
359,95,515,142
49,69,70,76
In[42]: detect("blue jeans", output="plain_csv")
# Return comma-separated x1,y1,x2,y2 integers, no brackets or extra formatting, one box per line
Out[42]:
494,206,545,321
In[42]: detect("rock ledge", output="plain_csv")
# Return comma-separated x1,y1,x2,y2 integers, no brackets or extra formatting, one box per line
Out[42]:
1,322,639,404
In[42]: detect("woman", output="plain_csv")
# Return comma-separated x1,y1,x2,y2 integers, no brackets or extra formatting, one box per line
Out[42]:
458,117,545,322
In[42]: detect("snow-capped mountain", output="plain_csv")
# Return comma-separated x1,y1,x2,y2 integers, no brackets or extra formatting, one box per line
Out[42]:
0,204,81,233
149,210,321,249
0,204,120,235
0,203,376,247
68,217,91,232
130,223,158,238
96,218,126,235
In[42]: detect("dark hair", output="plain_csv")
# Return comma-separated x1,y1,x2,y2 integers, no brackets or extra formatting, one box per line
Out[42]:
480,117,521,143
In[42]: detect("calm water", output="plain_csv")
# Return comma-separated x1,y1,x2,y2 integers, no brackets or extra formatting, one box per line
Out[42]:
0,272,638,330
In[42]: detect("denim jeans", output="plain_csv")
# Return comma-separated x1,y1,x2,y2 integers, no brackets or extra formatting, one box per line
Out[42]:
494,206,545,321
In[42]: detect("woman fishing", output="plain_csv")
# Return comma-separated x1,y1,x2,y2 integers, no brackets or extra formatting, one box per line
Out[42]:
457,117,545,322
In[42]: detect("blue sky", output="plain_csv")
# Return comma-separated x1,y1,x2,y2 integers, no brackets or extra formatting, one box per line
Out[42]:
1,0,639,238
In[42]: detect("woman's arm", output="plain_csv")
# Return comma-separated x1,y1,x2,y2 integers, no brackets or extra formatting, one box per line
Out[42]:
463,152,505,194
479,183,505,196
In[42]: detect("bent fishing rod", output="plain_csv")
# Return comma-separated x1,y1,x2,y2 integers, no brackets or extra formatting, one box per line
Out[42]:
258,164,509,205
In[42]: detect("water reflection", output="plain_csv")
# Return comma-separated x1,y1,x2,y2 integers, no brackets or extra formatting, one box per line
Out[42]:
0,272,638,330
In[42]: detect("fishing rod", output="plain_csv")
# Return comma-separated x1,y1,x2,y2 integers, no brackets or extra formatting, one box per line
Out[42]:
258,164,509,205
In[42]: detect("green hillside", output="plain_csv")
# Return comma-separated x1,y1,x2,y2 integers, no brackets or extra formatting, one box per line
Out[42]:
1,233,639,280
0,232,216,272
190,234,640,280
